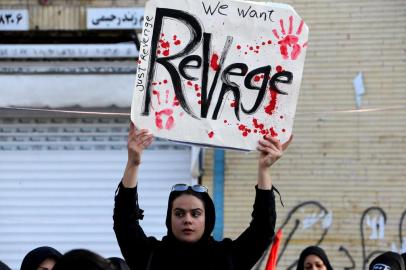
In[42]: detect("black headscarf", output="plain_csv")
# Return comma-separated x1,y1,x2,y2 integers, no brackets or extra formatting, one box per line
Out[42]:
164,187,216,243
20,246,62,270
0,261,11,270
296,246,333,270
369,251,405,270
402,253,406,269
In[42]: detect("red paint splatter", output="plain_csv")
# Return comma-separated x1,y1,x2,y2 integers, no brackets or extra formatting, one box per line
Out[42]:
270,127,278,137
249,46,253,50
237,45,241,49
224,120,228,123
238,124,246,131
268,40,272,44
163,79,168,84
187,81,193,86
196,93,201,97
230,100,236,108
276,65,283,73
282,128,286,132
173,35,177,40
253,76,261,82
280,115,284,119
174,40,181,45
163,50,170,56
265,91,278,115
194,84,200,91
208,131,214,138
155,108,175,130
161,41,170,49
210,54,220,71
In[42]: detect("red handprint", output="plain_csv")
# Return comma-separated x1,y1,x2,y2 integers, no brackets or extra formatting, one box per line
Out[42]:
273,16,307,60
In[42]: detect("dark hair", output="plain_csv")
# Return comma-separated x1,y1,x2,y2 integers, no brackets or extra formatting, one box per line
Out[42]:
53,249,115,270
296,246,333,270
0,260,11,270
165,187,215,242
20,246,62,270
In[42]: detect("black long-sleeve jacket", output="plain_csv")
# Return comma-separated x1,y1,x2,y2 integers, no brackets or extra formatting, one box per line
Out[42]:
113,183,276,270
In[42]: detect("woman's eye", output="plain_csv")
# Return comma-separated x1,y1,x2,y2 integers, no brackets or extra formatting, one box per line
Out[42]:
191,210,202,217
174,211,184,217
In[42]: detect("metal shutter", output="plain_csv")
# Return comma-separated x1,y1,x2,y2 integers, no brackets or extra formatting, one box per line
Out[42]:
0,117,193,270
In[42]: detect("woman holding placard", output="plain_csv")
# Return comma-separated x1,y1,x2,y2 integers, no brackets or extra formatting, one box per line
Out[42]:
113,122,291,270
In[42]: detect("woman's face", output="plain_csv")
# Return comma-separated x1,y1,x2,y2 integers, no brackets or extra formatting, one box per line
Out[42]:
304,254,327,270
171,194,205,243
37,258,57,270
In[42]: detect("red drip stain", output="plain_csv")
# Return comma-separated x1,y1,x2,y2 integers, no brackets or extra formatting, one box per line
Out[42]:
210,54,220,71
254,75,261,82
173,35,177,40
265,91,278,115
237,45,241,49
163,50,170,56
276,65,283,73
270,127,278,137
165,89,169,104
194,84,200,91
173,97,180,106
230,100,236,108
238,124,246,131
155,108,174,130
208,131,214,138
187,81,193,86
152,90,161,105
174,40,181,45
243,131,248,137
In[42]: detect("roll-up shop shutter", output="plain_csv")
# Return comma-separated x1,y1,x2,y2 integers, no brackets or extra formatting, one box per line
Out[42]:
0,117,194,270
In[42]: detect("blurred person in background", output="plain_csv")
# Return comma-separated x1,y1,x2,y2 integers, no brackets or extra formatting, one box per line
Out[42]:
20,246,62,270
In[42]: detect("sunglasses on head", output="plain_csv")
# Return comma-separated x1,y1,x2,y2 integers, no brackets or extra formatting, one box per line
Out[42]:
171,183,208,193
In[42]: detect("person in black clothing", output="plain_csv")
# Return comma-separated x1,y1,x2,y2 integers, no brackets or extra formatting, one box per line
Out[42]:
20,246,62,270
0,261,11,270
113,122,292,270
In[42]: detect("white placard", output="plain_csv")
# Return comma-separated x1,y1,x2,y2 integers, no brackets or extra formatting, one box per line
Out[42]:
0,9,29,31
131,0,309,151
87,8,144,29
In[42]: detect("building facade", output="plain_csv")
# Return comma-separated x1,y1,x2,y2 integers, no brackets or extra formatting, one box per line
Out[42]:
1,0,406,270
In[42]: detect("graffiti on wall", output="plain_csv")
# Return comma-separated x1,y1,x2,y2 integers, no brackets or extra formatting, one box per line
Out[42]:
255,202,406,270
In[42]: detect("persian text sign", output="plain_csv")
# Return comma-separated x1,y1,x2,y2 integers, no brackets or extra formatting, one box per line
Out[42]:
131,0,308,150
